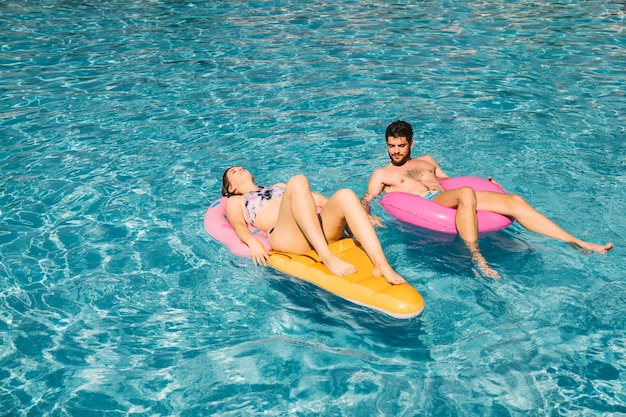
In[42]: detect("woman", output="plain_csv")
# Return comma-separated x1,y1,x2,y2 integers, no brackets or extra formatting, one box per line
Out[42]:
221,167,406,285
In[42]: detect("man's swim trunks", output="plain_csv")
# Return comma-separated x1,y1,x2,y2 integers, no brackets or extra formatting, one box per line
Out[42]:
422,190,443,201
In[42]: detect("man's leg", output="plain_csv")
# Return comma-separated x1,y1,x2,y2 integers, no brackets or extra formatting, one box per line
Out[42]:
432,188,500,278
474,191,613,253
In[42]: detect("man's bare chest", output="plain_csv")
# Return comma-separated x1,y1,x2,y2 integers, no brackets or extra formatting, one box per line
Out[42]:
403,162,435,181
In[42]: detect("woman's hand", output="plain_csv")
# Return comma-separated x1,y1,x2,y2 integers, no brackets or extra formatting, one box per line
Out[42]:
246,238,271,266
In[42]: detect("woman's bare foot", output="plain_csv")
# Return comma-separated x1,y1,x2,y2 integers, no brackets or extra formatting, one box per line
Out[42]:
472,253,501,279
570,241,614,254
321,254,358,276
373,264,407,285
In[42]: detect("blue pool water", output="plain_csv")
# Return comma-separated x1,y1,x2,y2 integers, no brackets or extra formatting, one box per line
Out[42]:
1,0,625,415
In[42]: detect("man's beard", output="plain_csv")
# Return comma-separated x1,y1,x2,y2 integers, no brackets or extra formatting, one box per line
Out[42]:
390,153,411,166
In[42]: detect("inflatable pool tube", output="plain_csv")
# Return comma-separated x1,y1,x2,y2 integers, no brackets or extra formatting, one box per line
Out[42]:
380,176,513,234
204,197,271,258
204,198,425,319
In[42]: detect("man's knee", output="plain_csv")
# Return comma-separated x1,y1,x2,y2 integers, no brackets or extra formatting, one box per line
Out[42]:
508,193,527,207
457,186,477,206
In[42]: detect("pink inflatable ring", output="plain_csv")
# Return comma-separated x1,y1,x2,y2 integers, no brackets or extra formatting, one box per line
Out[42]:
204,197,271,257
379,176,513,234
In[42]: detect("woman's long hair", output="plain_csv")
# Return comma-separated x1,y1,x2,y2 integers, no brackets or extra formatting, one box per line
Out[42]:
221,167,258,197
221,167,236,197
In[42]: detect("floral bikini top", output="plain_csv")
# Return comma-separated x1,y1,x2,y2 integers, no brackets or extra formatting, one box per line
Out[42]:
243,185,285,227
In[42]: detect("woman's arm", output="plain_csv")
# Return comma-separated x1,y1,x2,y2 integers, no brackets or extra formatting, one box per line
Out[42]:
225,196,271,265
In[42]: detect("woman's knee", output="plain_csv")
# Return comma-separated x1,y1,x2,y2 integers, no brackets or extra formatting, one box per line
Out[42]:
286,174,310,191
333,188,358,203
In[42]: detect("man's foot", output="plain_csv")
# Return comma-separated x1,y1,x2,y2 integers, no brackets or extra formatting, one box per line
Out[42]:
570,241,614,254
373,264,407,285
472,253,501,279
321,254,358,276
466,241,501,279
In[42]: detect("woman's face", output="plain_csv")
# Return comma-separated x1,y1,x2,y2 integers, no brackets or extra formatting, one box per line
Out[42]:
224,167,252,195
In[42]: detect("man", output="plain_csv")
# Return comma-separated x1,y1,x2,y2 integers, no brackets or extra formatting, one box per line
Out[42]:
361,120,614,279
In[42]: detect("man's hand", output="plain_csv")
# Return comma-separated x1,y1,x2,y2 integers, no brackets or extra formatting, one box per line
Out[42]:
368,214,385,228
488,176,502,188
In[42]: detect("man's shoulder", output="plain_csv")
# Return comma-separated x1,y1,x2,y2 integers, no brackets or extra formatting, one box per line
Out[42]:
404,155,437,166
374,163,401,173
413,154,436,162
368,164,391,178
371,164,407,178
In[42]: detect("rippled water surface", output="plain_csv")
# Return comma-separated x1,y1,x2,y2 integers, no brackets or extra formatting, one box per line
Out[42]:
1,0,625,415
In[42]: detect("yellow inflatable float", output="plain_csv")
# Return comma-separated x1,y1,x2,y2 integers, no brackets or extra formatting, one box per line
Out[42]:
270,238,424,319
205,198,425,319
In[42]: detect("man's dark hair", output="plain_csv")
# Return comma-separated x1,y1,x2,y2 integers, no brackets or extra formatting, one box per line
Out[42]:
385,120,413,143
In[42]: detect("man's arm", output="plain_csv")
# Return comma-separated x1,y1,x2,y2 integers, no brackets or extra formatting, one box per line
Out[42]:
360,191,376,215
360,169,387,214
359,170,388,228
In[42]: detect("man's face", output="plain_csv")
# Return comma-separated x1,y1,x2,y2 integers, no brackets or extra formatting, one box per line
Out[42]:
386,136,412,166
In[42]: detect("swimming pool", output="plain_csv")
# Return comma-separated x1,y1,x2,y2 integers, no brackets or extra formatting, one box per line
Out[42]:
1,0,625,415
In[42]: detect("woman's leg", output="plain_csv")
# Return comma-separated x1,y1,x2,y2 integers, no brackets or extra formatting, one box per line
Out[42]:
320,188,407,284
269,175,358,276
475,192,613,253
